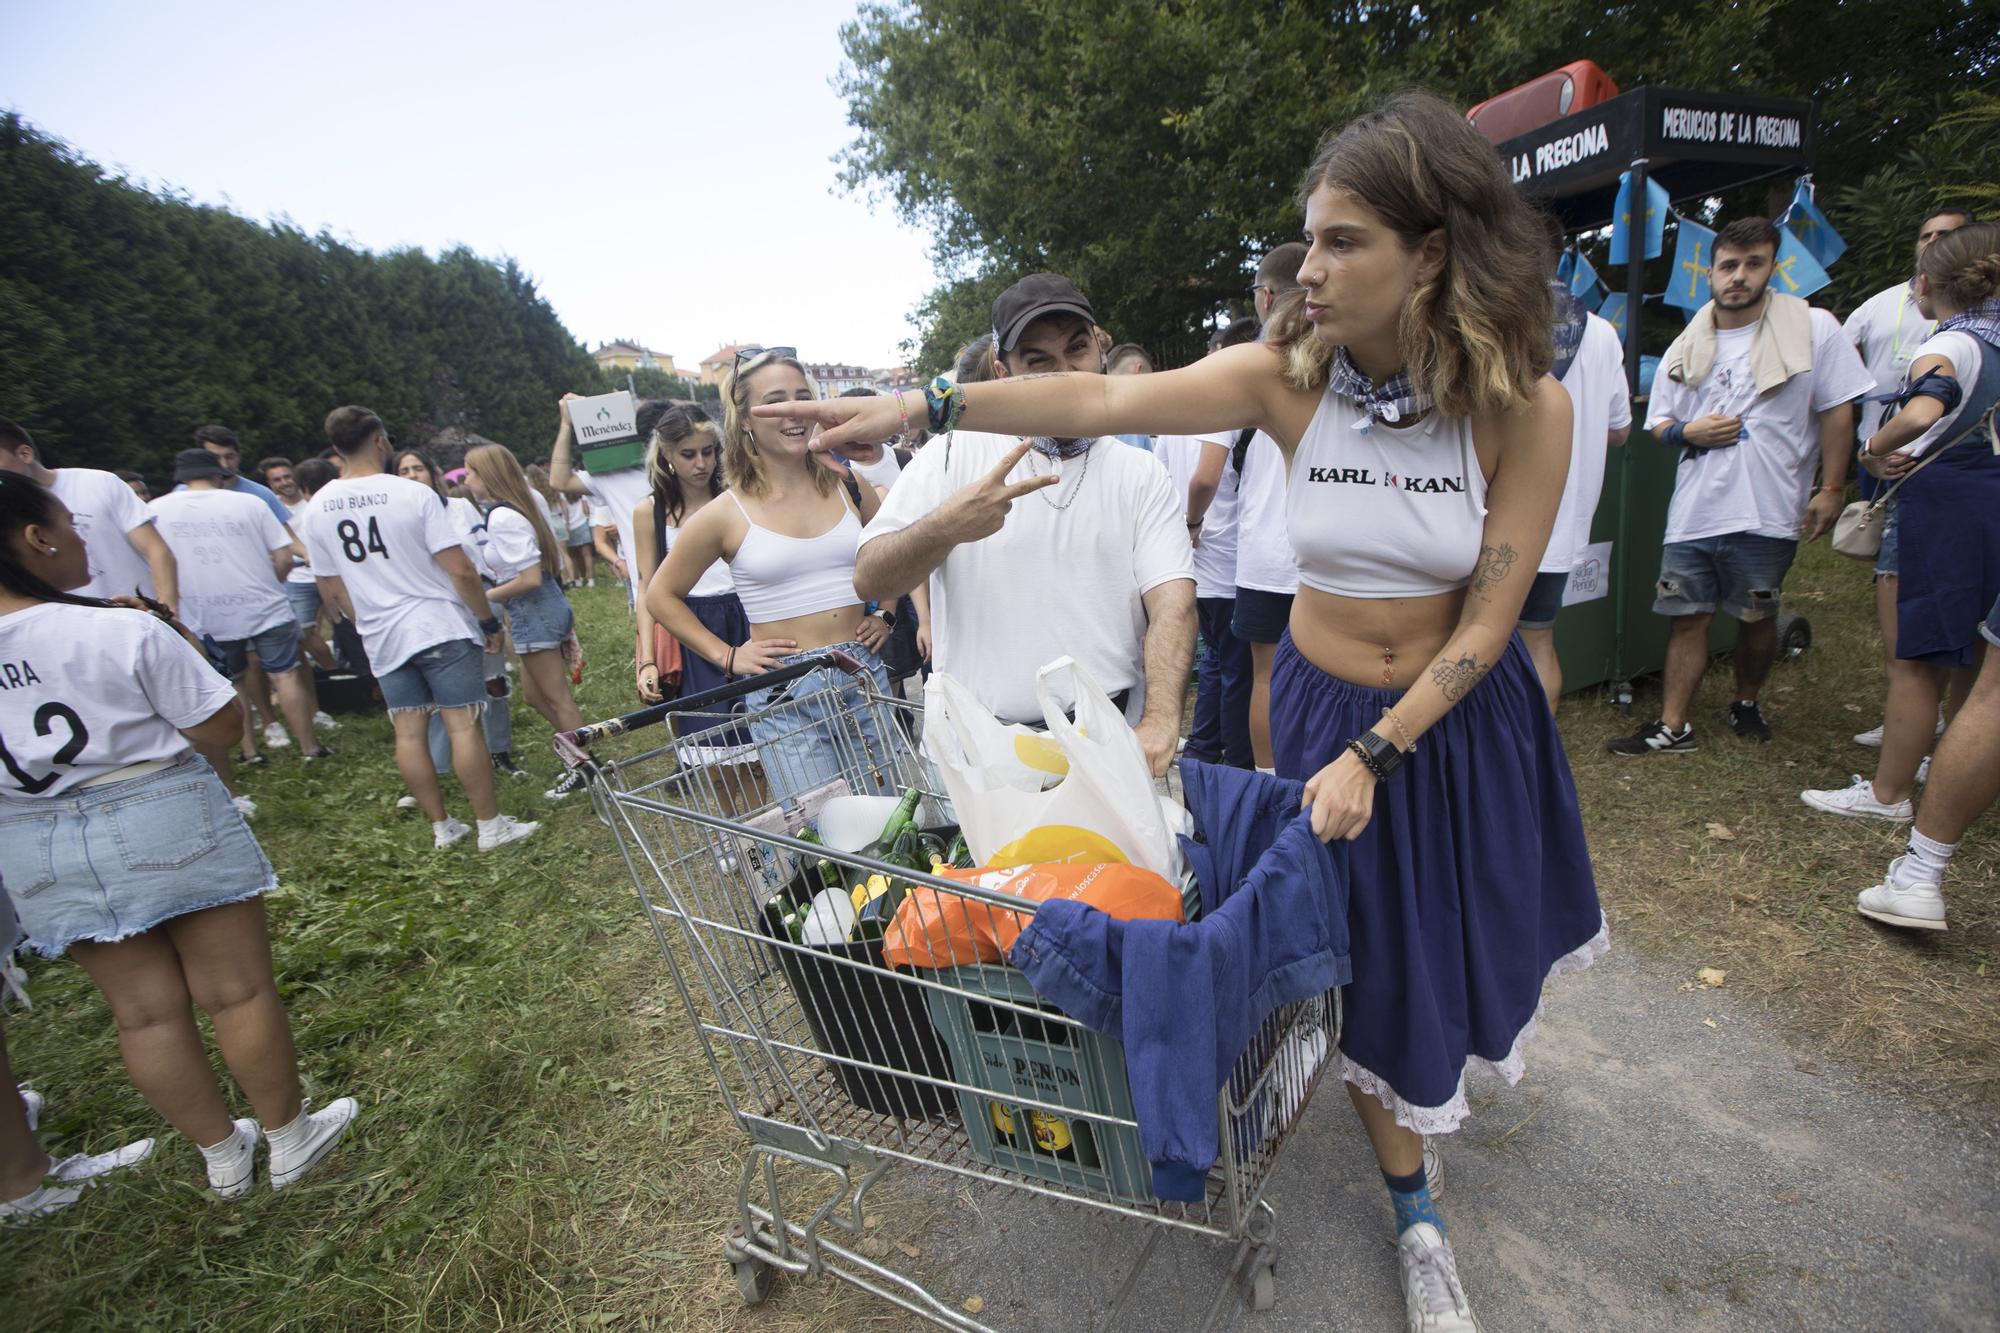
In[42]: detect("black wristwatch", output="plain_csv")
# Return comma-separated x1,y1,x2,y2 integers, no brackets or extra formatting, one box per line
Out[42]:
478,615,502,635
1348,730,1406,782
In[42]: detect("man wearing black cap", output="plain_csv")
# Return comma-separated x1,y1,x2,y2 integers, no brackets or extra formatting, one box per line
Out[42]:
149,449,331,763
854,274,1196,774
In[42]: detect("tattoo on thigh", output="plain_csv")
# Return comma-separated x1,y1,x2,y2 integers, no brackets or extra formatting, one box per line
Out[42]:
1469,542,1518,599
1430,649,1488,702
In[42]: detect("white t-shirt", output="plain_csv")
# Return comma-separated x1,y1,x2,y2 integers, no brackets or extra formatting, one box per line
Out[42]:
0,603,237,797
1648,308,1874,543
297,474,480,674
1894,332,1986,460
1232,432,1298,594
50,468,159,602
1155,433,1241,599
441,496,492,579
564,494,592,540
146,489,295,642
1544,314,1634,573
1845,282,1934,438
484,505,544,583
862,432,1193,724
578,465,651,604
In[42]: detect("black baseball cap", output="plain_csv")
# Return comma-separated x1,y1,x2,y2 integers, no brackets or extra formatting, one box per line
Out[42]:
991,274,1097,353
172,448,231,483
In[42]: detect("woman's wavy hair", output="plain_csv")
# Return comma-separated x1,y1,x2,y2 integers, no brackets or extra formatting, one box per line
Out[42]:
464,444,565,582
1919,219,2000,312
647,405,725,526
1266,91,1554,419
722,350,832,501
0,472,113,609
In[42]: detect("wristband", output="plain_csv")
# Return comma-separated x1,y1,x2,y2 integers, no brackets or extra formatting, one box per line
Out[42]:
1659,420,1688,451
1348,730,1404,782
478,616,501,635
850,448,903,488
894,391,913,437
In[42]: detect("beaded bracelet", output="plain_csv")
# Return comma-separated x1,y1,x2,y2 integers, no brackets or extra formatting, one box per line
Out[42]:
1379,707,1415,752
894,390,913,437
1347,736,1391,782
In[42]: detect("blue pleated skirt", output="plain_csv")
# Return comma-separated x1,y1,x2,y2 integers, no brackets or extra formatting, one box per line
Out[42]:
1895,451,2000,668
674,592,753,741
1270,632,1605,1134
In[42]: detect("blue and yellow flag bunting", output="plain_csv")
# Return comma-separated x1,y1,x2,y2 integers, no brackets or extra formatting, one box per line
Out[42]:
1566,248,1605,306
1780,179,1847,269
1609,171,1671,265
1664,218,1716,312
1598,292,1630,343
1772,226,1833,299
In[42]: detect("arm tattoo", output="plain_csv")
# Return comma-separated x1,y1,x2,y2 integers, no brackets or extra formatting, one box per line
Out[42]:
1468,542,1518,600
1430,649,1489,703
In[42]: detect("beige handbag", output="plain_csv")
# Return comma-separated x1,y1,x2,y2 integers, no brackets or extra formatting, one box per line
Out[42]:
1831,407,1996,561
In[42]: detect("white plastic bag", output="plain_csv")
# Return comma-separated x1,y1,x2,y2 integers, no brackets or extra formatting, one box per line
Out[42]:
925,657,1184,879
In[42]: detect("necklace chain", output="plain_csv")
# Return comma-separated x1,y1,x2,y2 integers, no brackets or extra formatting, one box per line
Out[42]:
1029,444,1093,511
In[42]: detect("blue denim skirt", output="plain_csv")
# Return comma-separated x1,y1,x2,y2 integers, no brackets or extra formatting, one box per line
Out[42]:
504,578,576,653
1270,632,1606,1135
743,640,897,809
0,755,277,958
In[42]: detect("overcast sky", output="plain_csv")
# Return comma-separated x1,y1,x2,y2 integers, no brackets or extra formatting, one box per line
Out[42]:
1,0,938,370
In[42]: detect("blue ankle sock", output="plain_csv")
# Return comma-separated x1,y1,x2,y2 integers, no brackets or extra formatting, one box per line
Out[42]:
1383,1164,1443,1235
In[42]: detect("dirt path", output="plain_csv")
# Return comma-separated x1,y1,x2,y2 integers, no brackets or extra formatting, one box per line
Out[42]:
868,942,2000,1331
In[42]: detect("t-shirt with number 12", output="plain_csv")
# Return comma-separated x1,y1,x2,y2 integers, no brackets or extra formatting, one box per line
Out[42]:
297,474,481,675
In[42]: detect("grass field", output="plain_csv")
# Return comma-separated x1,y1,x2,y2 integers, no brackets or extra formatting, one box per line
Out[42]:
3,541,1993,1330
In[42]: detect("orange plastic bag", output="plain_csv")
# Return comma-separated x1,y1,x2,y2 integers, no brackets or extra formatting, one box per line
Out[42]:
882,863,1184,971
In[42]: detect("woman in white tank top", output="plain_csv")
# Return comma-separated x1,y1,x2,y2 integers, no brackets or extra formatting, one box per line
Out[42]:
647,350,898,806
758,95,1607,1332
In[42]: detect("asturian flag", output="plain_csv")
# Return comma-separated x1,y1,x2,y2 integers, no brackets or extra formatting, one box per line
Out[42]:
1609,171,1671,265
1598,292,1631,344
1565,247,1606,306
1664,219,1717,312
1771,226,1833,300
1782,180,1847,269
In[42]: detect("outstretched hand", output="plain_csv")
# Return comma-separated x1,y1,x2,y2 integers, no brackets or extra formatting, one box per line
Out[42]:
753,393,904,454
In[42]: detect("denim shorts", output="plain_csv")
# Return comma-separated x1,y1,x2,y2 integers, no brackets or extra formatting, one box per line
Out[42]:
1983,593,2000,650
1231,587,1296,645
503,579,575,653
285,579,322,628
1516,570,1570,630
209,619,303,677
0,755,276,958
1872,498,1903,579
744,641,898,810
1653,533,1798,622
377,636,487,713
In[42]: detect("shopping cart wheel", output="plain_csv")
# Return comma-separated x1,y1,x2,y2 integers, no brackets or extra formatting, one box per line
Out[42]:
731,1256,775,1306
1777,612,1812,660
1247,1261,1276,1312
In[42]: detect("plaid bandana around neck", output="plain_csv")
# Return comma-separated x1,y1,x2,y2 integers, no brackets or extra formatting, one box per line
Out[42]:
1326,346,1432,427
1029,436,1097,460
1937,298,2000,347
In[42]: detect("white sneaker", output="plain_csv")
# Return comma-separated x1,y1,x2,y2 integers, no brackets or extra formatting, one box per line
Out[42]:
201,1117,260,1199
1800,775,1913,822
312,711,338,731
50,1137,155,1184
1852,724,1884,748
1398,1222,1478,1331
396,794,419,811
477,815,539,852
263,722,291,749
266,1097,358,1191
433,817,472,849
1857,855,1947,932
2,1138,153,1225
18,1086,42,1131
1917,755,1931,785
232,795,258,819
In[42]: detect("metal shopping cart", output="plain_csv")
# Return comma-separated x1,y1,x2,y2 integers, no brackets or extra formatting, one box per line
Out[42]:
556,651,1338,1330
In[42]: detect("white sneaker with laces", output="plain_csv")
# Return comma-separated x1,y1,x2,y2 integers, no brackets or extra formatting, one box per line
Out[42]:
1857,855,1947,932
313,711,338,731
1852,724,1884,748
1800,775,1913,822
201,1117,260,1199
4,1137,157,1225
263,722,291,749
396,794,418,811
266,1097,359,1190
1398,1222,1478,1331
50,1137,155,1183
433,817,472,849
477,815,539,851
232,795,258,819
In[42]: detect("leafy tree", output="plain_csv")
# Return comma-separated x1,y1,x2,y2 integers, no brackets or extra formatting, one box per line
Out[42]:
626,366,716,402
0,114,608,485
840,1,1999,367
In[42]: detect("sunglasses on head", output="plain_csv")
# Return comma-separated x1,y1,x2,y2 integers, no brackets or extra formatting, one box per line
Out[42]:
735,345,797,366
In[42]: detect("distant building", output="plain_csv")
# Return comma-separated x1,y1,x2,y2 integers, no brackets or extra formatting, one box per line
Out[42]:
699,344,756,387
873,366,920,393
592,340,677,376
804,362,876,397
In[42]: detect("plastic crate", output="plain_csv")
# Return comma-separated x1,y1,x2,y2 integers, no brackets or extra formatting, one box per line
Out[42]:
923,963,1154,1203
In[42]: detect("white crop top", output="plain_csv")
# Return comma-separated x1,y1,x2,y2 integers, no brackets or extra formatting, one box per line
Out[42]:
725,492,864,623
1284,388,1489,598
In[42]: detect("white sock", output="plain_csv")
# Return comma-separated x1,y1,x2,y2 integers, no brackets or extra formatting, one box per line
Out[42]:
432,819,456,835
198,1123,247,1160
264,1108,312,1152
1905,830,1956,883
476,816,506,835
1257,766,1276,776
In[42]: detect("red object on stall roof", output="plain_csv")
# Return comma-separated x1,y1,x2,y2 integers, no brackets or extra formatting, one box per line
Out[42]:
1466,61,1620,145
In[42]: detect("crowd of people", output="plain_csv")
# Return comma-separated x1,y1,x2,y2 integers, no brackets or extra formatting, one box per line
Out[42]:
4,84,1996,1333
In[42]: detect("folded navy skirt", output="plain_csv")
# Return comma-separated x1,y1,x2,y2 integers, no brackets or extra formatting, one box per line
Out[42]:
1270,631,1606,1135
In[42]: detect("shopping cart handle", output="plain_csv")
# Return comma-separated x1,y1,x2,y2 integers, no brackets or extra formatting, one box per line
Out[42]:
557,648,867,760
